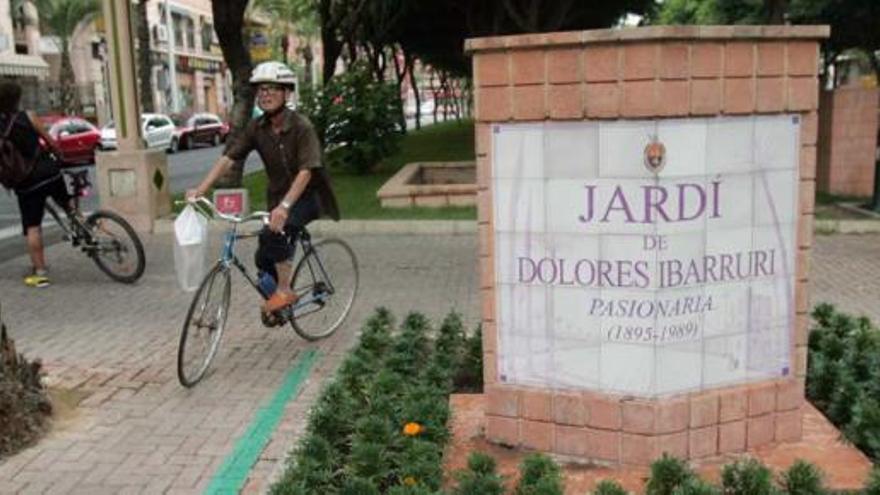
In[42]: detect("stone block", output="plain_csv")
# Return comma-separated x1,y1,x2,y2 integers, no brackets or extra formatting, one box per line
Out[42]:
553,392,586,426
476,52,510,87
719,388,747,422
522,389,554,422
689,426,719,458
757,42,785,76
659,80,689,116
513,85,546,121
748,383,777,417
756,77,785,112
724,42,755,77
775,408,804,442
621,433,656,465
788,41,819,76
622,80,657,117
724,77,756,114
555,425,588,457
548,48,582,83
586,428,620,463
690,78,722,115
776,379,805,412
660,42,689,80
788,77,819,111
477,87,512,121
690,393,719,428
548,83,584,119
584,45,620,82
487,385,520,417
587,394,622,430
513,50,546,85
521,420,554,451
586,82,620,118
622,400,655,435
718,420,746,453
747,414,775,448
486,415,519,447
623,43,657,80
691,43,723,78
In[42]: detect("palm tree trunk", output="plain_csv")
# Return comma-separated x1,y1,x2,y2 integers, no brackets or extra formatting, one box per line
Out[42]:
60,39,78,114
137,0,154,112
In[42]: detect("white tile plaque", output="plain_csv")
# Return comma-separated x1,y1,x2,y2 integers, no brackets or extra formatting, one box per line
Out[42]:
493,115,800,397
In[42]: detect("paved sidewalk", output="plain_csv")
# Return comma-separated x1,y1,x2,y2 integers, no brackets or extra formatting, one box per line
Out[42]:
0,230,479,494
0,231,877,494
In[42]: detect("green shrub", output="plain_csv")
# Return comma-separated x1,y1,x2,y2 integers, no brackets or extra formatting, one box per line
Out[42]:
340,477,381,495
0,324,52,459
779,460,826,495
451,452,505,495
720,458,778,495
300,62,403,174
514,453,564,495
670,478,720,495
593,479,629,495
395,439,444,491
454,324,483,393
646,453,696,495
864,466,880,495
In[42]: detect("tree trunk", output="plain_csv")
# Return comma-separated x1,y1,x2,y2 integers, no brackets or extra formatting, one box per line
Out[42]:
301,41,314,89
212,0,254,187
136,0,154,113
764,0,787,24
408,56,420,130
60,40,79,115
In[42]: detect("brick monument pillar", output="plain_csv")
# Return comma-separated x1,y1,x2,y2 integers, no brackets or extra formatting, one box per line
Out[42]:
468,25,828,464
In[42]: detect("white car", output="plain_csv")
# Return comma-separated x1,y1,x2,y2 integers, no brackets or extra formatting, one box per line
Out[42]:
100,113,176,151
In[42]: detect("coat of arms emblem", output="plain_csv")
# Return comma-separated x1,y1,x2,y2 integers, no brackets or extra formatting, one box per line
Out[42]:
644,137,666,174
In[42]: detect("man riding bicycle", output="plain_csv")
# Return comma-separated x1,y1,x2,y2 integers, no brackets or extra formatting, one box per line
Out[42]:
187,61,339,314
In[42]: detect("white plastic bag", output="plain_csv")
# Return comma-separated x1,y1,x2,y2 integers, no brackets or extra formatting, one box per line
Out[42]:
173,205,208,292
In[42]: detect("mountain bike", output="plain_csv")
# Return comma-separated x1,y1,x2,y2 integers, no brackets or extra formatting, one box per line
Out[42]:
176,197,359,387
44,169,146,283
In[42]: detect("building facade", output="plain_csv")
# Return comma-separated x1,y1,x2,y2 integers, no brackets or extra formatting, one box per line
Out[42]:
0,0,49,110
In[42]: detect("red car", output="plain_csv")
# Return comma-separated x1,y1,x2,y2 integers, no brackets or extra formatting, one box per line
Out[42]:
169,113,229,153
44,117,102,166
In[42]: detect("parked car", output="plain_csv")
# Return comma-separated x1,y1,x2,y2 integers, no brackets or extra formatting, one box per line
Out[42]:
100,113,176,151
46,117,101,166
169,112,229,153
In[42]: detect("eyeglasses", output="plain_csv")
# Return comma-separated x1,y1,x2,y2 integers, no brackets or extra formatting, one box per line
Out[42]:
257,84,286,95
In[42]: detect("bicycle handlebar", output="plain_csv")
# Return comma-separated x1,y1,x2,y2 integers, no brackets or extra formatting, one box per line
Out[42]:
176,197,270,224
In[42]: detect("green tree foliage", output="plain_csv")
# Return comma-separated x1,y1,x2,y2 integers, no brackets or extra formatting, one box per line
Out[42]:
779,460,826,495
646,454,697,495
34,0,100,114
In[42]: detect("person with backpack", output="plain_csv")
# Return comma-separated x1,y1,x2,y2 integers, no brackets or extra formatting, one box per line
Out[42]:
0,81,70,288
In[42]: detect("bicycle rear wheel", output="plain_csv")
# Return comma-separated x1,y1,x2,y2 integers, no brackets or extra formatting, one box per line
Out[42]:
85,211,146,283
178,263,231,387
290,238,358,341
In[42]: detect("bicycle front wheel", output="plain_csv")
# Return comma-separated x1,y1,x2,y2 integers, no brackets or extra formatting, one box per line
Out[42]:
178,263,231,387
85,211,146,283
290,238,358,341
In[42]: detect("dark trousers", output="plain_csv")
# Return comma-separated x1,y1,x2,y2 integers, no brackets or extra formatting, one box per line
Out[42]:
255,192,320,281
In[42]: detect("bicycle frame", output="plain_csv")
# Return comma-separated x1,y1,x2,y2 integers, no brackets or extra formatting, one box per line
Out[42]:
215,223,334,315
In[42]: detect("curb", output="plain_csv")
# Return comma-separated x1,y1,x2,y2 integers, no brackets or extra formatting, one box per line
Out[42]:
152,218,478,236
815,218,880,235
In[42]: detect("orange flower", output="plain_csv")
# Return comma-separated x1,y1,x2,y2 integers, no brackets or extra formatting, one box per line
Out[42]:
402,422,423,436
403,476,417,486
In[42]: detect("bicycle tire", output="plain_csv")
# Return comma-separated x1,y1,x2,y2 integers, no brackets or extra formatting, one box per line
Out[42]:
177,263,231,387
85,210,146,283
290,238,358,341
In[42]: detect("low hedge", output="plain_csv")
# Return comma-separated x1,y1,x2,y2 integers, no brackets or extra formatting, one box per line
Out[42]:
807,303,880,461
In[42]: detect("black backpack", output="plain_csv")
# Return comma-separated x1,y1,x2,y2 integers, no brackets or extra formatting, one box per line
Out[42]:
0,112,34,190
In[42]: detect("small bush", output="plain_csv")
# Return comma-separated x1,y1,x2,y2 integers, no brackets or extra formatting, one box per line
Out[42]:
779,460,826,495
514,453,564,495
646,453,696,495
451,452,505,495
593,479,629,495
720,458,778,495
671,478,720,495
864,466,880,495
300,62,403,174
0,324,52,458
454,324,483,393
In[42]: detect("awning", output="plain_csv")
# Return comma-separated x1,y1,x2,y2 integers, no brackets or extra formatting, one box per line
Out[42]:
0,52,49,79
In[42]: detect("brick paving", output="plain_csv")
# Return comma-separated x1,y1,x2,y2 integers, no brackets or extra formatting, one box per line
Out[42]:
0,230,479,494
0,231,876,494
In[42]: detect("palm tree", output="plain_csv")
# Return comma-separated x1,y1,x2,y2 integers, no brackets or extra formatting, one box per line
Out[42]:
136,0,154,112
251,0,320,88
33,0,100,114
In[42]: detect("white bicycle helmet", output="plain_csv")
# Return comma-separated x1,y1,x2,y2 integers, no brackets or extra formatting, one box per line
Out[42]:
249,61,296,87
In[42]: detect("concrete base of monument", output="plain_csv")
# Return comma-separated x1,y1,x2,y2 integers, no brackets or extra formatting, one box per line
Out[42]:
444,394,872,493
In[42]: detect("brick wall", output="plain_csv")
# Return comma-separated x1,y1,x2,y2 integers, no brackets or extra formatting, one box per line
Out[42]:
469,25,827,464
817,86,879,197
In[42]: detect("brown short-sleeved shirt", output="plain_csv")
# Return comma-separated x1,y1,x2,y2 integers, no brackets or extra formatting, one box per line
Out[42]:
224,108,340,220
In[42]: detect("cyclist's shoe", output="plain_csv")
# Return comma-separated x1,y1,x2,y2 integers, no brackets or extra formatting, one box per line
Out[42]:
260,310,283,328
23,270,50,288
264,291,298,313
